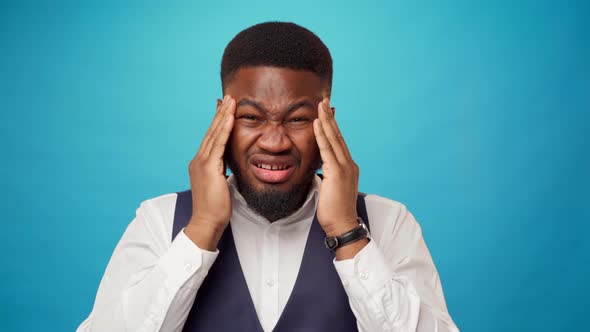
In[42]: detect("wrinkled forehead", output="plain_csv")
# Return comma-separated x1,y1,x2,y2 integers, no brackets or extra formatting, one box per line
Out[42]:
225,66,329,110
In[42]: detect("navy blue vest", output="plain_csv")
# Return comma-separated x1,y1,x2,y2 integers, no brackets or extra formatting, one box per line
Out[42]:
172,189,369,332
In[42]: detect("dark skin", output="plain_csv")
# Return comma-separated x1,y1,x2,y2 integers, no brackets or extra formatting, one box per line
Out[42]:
225,67,324,195
184,66,368,260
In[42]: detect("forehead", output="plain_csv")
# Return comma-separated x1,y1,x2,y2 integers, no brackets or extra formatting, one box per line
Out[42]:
225,67,328,105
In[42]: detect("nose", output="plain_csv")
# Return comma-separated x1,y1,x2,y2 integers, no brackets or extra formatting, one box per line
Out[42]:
256,122,293,153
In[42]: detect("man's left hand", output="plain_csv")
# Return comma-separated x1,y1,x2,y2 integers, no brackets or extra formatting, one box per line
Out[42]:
313,98,361,240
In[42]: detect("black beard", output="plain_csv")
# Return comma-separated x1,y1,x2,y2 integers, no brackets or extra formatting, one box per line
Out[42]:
236,177,313,222
225,150,320,222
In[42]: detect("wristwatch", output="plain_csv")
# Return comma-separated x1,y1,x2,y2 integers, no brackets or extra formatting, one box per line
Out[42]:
324,218,369,252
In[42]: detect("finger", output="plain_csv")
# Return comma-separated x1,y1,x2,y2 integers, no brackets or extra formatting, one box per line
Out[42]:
209,112,235,160
204,96,234,156
326,101,353,161
198,95,230,155
205,97,235,156
323,100,352,161
318,99,352,162
313,118,338,167
201,96,233,156
199,95,230,153
325,104,353,161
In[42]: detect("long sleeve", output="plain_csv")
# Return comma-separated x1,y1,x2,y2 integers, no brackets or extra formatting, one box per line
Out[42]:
334,197,459,332
76,194,218,332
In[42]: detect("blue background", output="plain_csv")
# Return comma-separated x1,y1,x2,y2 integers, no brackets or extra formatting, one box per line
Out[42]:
1,0,588,331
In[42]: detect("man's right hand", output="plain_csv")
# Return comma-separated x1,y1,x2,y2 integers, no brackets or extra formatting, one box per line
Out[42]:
184,95,236,251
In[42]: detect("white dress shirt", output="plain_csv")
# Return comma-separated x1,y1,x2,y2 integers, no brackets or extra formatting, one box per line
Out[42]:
77,175,459,332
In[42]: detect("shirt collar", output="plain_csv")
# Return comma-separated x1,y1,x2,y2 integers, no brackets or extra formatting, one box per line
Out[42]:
227,174,322,226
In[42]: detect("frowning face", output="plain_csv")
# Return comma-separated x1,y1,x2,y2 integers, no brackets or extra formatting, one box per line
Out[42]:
223,66,329,220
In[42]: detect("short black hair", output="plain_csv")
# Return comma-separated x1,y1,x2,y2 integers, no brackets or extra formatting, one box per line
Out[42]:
221,22,333,92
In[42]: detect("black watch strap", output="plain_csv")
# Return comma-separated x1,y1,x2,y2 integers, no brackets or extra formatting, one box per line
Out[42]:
324,218,369,252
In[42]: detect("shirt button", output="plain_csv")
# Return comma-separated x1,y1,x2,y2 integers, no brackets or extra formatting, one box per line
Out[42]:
342,279,349,287
265,278,275,287
359,271,369,280
185,263,192,273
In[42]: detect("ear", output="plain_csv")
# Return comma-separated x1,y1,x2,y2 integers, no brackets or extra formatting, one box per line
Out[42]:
217,98,223,108
331,106,336,116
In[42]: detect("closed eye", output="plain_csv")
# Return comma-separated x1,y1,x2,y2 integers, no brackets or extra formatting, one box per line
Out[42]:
288,117,310,123
285,117,311,129
239,114,260,121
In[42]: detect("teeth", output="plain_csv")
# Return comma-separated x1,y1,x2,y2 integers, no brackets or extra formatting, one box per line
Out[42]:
256,164,289,170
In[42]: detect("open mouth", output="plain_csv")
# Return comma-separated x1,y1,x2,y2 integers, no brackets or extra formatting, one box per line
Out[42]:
254,163,292,171
250,160,296,184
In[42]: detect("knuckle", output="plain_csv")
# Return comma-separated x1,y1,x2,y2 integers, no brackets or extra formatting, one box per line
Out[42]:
342,161,356,174
194,156,208,167
344,166,353,176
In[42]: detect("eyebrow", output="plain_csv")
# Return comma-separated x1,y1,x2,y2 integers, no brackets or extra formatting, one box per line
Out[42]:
236,99,316,117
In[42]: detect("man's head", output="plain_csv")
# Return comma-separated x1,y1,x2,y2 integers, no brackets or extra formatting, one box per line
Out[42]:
220,22,333,221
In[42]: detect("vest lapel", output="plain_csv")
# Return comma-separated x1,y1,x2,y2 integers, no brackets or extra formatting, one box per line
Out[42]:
271,214,358,331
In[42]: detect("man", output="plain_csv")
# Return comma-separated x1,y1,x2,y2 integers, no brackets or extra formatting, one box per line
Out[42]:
78,22,459,332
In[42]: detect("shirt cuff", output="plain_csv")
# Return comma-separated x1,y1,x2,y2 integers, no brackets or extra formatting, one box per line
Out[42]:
158,228,219,290
333,239,395,299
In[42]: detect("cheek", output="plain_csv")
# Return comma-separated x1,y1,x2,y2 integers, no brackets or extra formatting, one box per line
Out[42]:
229,127,258,162
290,130,319,163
